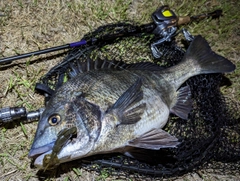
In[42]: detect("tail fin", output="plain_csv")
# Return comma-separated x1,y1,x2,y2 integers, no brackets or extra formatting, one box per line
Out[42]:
185,35,236,74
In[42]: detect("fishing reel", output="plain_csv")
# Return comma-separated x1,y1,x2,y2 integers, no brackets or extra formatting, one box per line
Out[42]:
151,5,194,59
0,106,44,123
152,5,178,36
150,5,222,59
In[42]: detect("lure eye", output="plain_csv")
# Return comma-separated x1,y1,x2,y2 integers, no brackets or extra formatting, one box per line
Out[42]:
48,114,61,126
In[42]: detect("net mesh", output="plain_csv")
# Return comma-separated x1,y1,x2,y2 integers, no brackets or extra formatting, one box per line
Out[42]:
36,23,240,178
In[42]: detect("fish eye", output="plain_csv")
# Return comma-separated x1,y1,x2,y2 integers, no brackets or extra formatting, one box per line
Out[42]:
48,114,61,126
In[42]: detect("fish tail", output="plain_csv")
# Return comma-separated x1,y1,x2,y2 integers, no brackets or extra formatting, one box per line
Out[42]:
184,35,235,74
163,35,235,89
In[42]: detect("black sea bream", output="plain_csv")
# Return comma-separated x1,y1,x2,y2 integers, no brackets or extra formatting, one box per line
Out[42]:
28,36,235,169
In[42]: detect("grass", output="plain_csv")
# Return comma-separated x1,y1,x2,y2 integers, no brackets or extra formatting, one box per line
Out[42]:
0,0,239,180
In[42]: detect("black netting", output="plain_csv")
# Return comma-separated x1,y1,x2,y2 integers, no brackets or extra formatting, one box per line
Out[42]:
35,23,240,178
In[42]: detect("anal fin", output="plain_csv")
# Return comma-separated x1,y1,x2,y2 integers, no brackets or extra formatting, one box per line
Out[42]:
170,85,192,120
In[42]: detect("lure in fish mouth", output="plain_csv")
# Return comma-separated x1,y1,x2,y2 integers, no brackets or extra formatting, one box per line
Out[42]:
30,127,78,169
29,94,103,168
28,36,235,169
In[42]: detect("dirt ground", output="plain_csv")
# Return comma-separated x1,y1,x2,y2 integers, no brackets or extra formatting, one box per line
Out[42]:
0,0,240,180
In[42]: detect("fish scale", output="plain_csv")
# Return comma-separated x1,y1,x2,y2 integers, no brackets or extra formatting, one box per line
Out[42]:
73,70,140,110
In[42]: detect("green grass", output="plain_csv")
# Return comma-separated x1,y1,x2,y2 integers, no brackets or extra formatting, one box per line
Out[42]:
0,0,239,180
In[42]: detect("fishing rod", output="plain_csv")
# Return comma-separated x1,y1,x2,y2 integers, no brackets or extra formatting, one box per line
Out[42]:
0,41,87,65
0,107,44,123
0,6,222,65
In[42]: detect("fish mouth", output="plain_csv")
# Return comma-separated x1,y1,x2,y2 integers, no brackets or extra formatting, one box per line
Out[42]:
28,142,55,158
28,142,55,168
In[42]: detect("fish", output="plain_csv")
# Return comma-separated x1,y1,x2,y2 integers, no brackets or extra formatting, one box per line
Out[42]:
28,35,235,169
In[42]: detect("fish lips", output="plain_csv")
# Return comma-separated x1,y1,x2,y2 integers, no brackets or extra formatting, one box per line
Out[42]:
28,142,55,168
34,150,53,168
28,142,54,158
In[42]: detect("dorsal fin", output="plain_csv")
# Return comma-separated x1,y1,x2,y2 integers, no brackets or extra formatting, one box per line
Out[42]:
125,62,164,71
69,58,163,78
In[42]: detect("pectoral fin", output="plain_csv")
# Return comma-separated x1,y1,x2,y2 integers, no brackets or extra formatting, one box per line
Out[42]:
127,129,180,150
106,78,146,125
